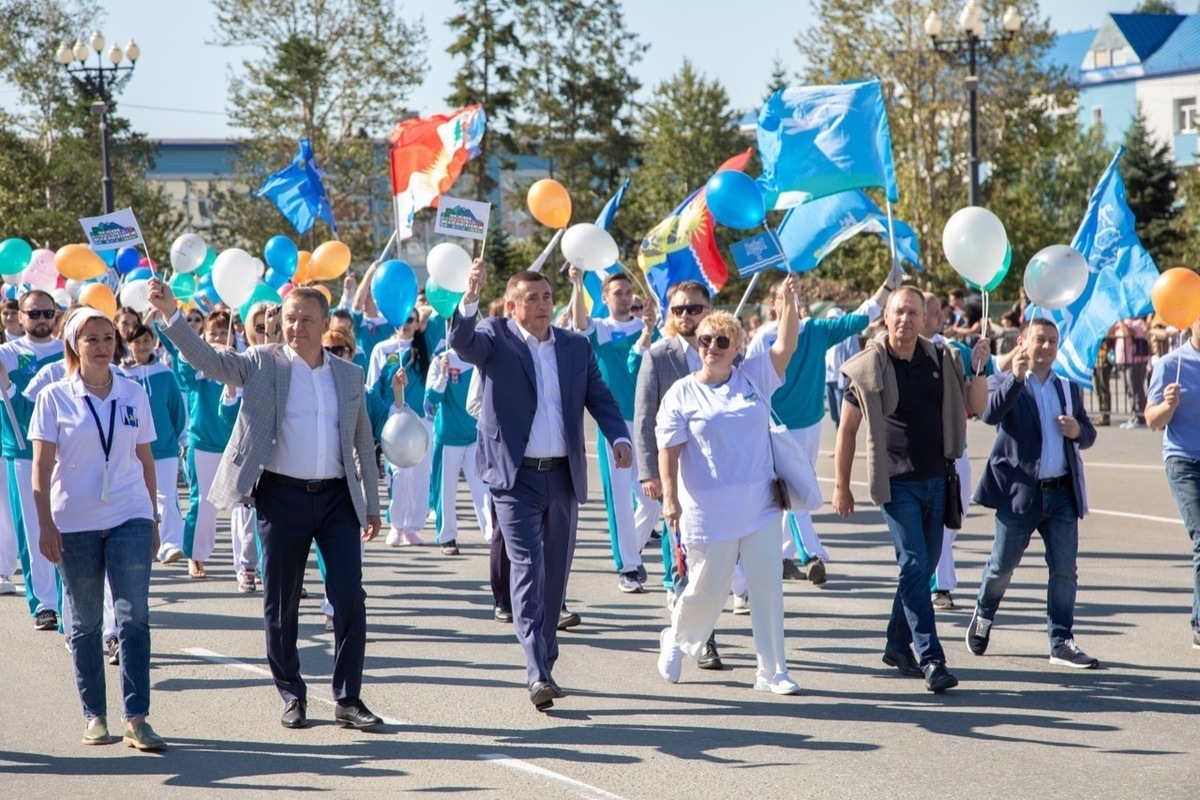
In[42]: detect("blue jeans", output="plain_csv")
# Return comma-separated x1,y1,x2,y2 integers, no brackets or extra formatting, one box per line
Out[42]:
1166,457,1200,632
976,484,1079,647
56,518,154,719
879,478,946,665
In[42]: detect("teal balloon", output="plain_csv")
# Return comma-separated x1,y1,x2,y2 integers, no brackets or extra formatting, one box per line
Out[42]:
169,272,196,302
0,238,32,277
966,242,1011,293
371,260,418,328
239,282,282,321
194,247,217,277
425,277,464,319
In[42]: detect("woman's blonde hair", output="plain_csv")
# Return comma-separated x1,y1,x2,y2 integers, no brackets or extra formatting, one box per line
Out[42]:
696,310,744,350
63,307,116,375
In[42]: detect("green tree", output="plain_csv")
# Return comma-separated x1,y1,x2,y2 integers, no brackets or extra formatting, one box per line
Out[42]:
1175,168,1200,268
0,0,180,253
765,56,790,103
1121,109,1184,265
1131,0,1178,13
208,0,427,267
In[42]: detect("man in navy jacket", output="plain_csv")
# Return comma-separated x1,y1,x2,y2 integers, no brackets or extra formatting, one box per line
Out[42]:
450,261,631,711
967,317,1099,668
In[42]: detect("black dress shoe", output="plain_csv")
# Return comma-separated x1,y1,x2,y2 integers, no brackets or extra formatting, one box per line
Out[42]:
281,699,307,729
923,662,959,693
697,641,724,670
882,646,925,678
557,608,582,631
334,699,383,729
494,605,513,623
529,680,555,711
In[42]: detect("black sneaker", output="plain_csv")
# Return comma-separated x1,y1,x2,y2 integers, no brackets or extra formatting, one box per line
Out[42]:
1193,630,1200,649
781,559,806,581
440,540,460,556
494,605,513,623
923,662,959,692
34,609,57,631
106,637,120,666
1049,639,1099,669
966,609,992,655
805,558,827,585
931,590,954,610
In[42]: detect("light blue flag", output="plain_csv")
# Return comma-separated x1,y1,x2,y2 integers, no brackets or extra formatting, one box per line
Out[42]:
584,179,630,319
1042,147,1158,388
776,190,921,273
757,78,899,210
255,138,338,235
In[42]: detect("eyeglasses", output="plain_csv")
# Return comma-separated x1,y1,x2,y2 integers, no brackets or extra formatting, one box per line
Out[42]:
325,345,352,358
630,304,644,313
254,324,269,335
670,304,707,317
21,309,55,320
697,334,732,350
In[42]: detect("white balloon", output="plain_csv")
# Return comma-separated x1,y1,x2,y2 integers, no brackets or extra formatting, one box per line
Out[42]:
170,233,208,274
120,278,152,313
380,406,429,468
212,248,258,307
51,288,71,309
65,279,86,300
942,207,1008,287
1023,245,1090,310
561,223,619,273
426,242,473,293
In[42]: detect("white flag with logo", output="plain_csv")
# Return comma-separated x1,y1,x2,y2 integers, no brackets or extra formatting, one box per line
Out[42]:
79,208,145,251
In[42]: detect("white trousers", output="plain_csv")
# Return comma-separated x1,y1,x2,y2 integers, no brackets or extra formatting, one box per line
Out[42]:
437,442,493,543
780,423,830,563
672,517,789,678
13,459,58,612
231,504,258,572
606,420,660,570
935,453,972,593
154,457,185,557
388,418,433,533
0,458,17,577
189,449,221,562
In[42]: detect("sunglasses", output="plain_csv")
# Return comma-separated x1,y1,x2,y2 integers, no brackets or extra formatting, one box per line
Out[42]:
187,315,204,323
22,309,55,320
325,345,352,358
697,334,732,350
670,304,707,317
630,304,644,313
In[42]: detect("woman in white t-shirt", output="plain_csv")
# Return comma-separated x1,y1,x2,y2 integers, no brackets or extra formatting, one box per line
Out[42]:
29,307,165,751
655,275,802,695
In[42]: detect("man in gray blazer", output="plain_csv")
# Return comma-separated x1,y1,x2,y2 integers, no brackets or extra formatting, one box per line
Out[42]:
633,279,722,670
147,278,383,730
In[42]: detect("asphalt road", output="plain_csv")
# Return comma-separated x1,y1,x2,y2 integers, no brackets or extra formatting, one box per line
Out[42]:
1,414,1198,799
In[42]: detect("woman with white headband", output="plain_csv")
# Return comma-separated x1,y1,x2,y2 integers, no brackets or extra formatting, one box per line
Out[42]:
29,306,166,751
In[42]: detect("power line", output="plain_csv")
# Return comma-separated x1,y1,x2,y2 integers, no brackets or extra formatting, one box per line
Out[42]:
122,103,228,117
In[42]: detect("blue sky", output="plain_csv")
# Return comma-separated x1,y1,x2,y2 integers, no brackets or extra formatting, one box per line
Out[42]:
3,0,1138,139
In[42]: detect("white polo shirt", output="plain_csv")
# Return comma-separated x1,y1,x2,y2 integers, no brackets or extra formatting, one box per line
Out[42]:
29,373,156,534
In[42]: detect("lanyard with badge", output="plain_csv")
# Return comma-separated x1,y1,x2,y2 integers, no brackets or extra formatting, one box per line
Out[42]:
83,395,117,503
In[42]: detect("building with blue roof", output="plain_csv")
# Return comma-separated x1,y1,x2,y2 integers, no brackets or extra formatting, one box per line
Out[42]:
1045,11,1200,167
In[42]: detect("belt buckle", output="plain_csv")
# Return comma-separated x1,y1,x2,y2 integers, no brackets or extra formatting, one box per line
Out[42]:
536,458,551,471
305,479,323,492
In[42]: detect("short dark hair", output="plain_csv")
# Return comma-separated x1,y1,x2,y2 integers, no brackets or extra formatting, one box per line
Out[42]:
19,289,55,310
948,288,965,300
128,324,155,343
1,299,18,312
666,280,710,304
1021,317,1058,337
601,272,631,292
506,270,550,299
286,285,329,316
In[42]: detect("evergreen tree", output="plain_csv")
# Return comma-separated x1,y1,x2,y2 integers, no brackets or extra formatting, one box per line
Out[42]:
765,56,790,103
1121,109,1183,264
1131,0,1177,13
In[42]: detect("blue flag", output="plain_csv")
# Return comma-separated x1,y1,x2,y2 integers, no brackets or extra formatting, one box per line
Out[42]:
776,190,921,273
583,179,630,319
255,138,338,235
757,79,899,210
1044,147,1158,388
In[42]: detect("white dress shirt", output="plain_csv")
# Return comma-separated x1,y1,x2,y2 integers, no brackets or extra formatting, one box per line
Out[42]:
264,346,344,480
507,317,568,458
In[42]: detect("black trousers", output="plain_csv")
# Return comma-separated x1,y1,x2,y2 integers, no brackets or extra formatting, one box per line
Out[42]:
256,474,366,704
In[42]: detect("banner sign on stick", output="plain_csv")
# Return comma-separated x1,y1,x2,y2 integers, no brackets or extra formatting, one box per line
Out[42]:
730,230,787,277
79,208,145,251
434,196,491,242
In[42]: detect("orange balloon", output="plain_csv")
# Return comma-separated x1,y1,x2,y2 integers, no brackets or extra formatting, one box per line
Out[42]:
527,178,571,229
309,240,352,281
54,244,107,281
293,250,312,285
314,284,332,306
1152,268,1200,330
79,282,118,319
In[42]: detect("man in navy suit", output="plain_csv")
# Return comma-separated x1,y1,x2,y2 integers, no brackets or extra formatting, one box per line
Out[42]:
967,317,1099,668
450,261,631,711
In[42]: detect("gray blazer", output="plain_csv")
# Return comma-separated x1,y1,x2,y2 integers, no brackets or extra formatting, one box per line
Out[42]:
158,313,381,527
633,336,692,482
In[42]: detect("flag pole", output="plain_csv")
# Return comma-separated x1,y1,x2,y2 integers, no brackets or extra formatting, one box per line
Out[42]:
0,389,23,451
884,198,900,287
733,272,762,319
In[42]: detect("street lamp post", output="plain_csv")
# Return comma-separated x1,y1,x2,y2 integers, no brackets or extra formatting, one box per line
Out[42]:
54,31,141,214
925,2,1021,207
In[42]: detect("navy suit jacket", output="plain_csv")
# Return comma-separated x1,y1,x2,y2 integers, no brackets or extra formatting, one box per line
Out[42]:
448,309,629,505
973,371,1096,518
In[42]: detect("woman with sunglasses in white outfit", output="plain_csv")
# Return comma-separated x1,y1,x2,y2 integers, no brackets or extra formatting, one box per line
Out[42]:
655,274,803,695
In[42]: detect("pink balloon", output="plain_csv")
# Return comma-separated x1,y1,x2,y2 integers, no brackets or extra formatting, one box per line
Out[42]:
138,257,157,269
23,248,58,290
279,282,295,298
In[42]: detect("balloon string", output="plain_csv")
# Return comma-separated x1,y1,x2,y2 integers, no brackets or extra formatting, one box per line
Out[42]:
1177,330,1184,386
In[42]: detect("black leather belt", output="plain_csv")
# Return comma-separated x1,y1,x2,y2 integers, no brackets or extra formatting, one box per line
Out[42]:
522,456,568,471
262,471,342,492
1037,475,1068,490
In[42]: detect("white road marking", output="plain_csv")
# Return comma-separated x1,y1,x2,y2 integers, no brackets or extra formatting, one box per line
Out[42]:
478,754,626,800
184,647,628,800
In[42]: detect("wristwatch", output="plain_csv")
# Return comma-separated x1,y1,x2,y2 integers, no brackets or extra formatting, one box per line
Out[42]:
153,513,162,523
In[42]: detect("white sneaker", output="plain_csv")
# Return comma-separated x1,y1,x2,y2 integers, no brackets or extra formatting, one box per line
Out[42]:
0,575,15,595
160,546,183,565
385,528,403,547
754,672,801,695
402,530,426,546
657,627,682,683
732,592,750,615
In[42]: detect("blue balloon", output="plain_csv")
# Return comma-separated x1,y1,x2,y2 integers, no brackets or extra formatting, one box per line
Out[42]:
115,246,142,274
264,268,290,290
705,170,766,230
371,260,418,328
196,272,220,304
125,267,154,282
264,235,299,278
93,247,117,266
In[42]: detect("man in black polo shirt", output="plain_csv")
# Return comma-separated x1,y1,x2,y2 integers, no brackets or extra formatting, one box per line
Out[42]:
833,287,989,692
